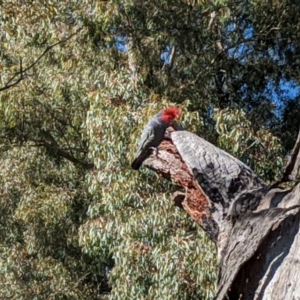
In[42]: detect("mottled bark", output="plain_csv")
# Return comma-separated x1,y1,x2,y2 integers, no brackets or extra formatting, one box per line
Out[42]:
143,129,300,300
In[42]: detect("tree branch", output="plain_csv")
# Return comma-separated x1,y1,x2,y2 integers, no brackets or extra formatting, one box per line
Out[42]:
144,138,217,241
142,129,300,299
32,139,94,170
0,28,83,92
30,129,94,170
281,127,300,182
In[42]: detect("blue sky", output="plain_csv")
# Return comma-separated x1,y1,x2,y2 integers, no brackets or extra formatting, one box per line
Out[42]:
116,23,300,118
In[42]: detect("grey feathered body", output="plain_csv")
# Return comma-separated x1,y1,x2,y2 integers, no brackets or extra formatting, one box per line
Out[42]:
131,111,168,170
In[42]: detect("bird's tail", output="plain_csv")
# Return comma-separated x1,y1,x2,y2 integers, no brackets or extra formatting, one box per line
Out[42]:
131,148,155,170
131,158,143,170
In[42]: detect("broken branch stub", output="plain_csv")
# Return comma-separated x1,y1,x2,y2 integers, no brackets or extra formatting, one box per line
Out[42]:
143,129,300,300
144,130,268,247
144,139,218,241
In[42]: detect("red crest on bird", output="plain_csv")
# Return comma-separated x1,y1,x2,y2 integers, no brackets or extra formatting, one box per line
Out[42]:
161,106,182,124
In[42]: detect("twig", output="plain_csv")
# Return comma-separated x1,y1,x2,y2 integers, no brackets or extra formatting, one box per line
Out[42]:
208,11,217,31
19,57,23,78
0,28,83,92
168,45,176,69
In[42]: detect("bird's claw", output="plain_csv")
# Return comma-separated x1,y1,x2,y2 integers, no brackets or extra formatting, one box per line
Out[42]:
149,147,159,157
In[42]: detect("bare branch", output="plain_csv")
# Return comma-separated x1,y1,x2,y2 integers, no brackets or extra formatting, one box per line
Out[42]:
168,46,176,70
142,130,300,299
31,128,94,169
32,139,94,170
207,11,217,31
0,28,83,92
281,128,300,182
143,138,216,240
19,57,23,78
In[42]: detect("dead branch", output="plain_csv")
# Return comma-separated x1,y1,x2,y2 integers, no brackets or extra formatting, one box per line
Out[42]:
142,129,300,300
144,139,217,240
281,127,300,182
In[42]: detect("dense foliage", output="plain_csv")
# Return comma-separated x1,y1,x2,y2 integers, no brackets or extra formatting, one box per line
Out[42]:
0,0,299,299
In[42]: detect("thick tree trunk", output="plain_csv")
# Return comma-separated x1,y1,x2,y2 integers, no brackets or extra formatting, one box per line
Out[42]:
143,129,300,300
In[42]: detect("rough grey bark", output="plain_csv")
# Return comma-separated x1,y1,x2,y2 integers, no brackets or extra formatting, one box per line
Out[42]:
143,129,300,300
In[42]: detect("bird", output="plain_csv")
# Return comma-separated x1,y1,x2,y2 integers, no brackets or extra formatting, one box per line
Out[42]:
131,106,181,170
